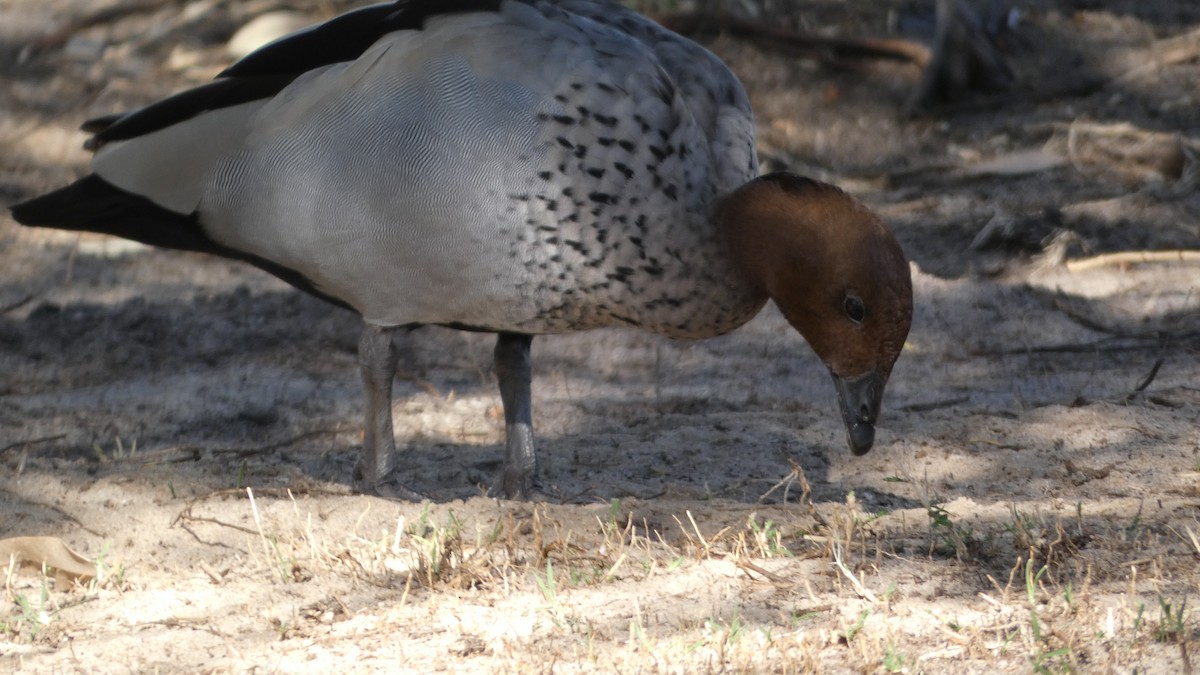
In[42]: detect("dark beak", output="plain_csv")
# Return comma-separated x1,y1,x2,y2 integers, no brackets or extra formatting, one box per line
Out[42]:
831,369,886,455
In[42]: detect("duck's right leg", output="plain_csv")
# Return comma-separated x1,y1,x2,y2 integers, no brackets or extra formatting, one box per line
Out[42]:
353,323,424,500
491,332,539,500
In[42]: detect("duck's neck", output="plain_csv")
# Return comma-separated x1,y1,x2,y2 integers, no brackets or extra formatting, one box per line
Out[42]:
715,176,827,301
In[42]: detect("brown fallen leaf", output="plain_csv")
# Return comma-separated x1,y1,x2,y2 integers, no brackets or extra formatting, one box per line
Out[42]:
0,536,97,586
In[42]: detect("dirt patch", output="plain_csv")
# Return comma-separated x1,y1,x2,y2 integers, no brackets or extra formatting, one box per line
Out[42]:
1,1,1198,672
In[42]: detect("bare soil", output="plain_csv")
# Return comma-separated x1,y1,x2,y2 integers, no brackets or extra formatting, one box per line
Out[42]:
1,1,1198,672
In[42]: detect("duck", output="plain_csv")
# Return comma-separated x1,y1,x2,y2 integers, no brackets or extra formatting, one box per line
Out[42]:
10,0,914,500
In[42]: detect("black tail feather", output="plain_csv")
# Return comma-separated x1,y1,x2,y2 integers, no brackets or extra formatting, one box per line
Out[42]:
11,174,218,252
10,175,351,311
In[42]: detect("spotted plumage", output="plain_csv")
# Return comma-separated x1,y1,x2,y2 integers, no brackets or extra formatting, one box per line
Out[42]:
10,0,913,500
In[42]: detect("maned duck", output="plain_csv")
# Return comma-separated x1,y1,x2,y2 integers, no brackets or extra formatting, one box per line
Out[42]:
10,0,914,500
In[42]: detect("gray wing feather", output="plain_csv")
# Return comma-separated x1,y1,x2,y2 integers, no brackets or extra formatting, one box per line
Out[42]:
91,101,265,214
202,12,563,324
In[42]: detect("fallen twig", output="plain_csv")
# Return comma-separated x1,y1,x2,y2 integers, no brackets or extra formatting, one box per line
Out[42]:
898,396,970,413
657,10,929,67
0,294,37,315
1133,358,1165,393
1122,356,1167,405
1065,250,1200,272
173,499,258,536
209,427,347,457
173,486,343,537
1062,120,1189,181
1183,526,1200,557
0,490,104,537
831,543,877,603
758,457,812,505
0,434,68,455
968,337,1165,356
736,558,792,584
1108,26,1200,88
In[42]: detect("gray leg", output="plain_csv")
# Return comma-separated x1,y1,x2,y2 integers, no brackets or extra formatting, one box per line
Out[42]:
492,332,538,499
353,324,422,500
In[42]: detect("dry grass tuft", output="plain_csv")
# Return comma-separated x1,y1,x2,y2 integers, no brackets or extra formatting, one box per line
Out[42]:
5,476,1197,672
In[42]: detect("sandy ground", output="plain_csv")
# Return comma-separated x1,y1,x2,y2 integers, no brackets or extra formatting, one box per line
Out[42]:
1,1,1198,672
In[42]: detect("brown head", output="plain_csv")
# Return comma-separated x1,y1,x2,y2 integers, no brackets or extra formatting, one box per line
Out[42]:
718,172,913,455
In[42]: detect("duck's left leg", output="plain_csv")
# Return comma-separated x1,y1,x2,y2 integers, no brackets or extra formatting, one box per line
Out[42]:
491,332,539,499
353,323,424,500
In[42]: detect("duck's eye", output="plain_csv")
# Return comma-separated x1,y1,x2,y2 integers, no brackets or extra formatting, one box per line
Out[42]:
844,296,866,324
